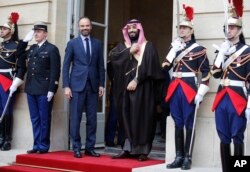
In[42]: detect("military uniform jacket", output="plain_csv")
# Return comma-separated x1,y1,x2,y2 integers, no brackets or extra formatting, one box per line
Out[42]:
24,40,61,95
0,39,26,91
211,42,250,115
164,40,210,103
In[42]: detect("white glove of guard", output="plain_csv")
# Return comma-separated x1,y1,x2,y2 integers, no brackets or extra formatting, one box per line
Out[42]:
166,38,186,63
246,96,250,124
194,84,210,107
194,94,203,105
23,30,34,42
9,77,24,97
171,37,186,52
213,40,234,68
47,91,54,102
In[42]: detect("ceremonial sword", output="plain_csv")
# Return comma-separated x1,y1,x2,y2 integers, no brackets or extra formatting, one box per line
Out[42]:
189,103,199,156
0,93,13,123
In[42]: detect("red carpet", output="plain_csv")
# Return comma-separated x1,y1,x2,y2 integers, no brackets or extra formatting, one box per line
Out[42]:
0,151,164,172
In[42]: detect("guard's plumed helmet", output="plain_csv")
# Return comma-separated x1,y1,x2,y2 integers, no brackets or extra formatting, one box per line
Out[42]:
227,0,243,27
179,4,194,29
0,12,19,33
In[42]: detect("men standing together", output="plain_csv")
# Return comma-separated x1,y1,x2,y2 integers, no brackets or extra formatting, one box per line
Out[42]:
0,3,249,172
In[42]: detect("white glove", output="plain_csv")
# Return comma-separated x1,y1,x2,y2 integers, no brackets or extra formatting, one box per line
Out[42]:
23,30,34,42
166,38,186,63
246,96,250,124
9,77,24,97
219,40,232,54
47,91,54,102
246,109,250,124
171,37,186,52
194,94,203,105
194,84,210,106
213,40,233,68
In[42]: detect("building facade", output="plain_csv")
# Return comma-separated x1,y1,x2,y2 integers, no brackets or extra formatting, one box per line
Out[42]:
0,0,249,168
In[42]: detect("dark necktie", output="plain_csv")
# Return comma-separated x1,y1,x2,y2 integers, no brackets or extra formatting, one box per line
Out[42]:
85,38,90,62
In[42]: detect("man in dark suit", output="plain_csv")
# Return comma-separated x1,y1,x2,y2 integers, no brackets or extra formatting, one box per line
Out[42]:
62,17,105,158
11,22,61,154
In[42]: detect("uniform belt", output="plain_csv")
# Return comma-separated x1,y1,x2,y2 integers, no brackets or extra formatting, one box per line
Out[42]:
220,79,245,87
0,69,12,73
173,72,196,78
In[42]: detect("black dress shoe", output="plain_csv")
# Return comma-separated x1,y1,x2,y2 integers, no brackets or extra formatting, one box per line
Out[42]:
112,151,130,159
27,149,38,154
138,154,148,161
37,150,48,154
74,151,82,158
85,150,100,157
1,141,11,151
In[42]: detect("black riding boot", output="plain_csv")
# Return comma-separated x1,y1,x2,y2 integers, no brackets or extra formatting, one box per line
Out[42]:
220,143,231,172
234,143,244,156
1,114,13,151
181,129,194,170
166,128,184,169
0,120,5,149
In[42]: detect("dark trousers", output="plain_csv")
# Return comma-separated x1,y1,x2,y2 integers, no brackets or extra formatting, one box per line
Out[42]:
169,86,195,129
105,95,123,145
215,94,246,144
70,81,98,152
0,85,14,143
27,94,53,151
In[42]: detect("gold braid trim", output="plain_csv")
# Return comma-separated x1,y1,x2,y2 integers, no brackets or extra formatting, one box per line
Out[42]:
231,53,250,67
210,68,222,75
227,66,247,80
0,54,16,65
180,50,207,74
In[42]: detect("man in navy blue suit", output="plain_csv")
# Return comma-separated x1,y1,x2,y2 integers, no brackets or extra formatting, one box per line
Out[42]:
63,17,105,158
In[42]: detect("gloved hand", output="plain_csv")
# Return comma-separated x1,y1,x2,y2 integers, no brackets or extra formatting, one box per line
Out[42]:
171,37,186,52
224,45,236,55
9,77,24,97
23,30,34,42
166,38,186,63
246,96,250,124
213,40,233,68
194,84,209,107
246,109,250,124
47,91,54,102
195,94,203,105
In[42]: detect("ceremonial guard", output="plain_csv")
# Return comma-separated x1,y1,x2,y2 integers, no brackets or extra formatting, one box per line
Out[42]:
0,12,26,151
11,22,61,154
211,1,250,172
162,5,210,170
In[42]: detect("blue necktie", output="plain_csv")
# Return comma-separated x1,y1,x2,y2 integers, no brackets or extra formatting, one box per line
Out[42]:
85,38,90,62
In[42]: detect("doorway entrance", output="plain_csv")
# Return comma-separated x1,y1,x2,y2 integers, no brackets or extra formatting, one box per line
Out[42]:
67,0,173,154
